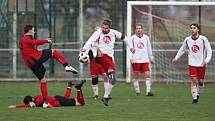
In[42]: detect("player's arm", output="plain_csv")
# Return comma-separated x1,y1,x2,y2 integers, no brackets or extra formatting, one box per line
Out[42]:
203,37,212,65
147,37,154,63
113,29,132,49
172,39,187,63
82,30,101,51
127,36,135,54
8,104,32,108
27,38,52,45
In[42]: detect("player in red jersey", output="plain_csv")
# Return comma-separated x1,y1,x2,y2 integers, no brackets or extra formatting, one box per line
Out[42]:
19,25,78,106
8,80,86,108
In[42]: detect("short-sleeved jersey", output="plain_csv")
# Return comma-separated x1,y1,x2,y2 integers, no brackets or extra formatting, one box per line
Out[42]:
175,35,212,67
83,28,122,59
128,34,153,63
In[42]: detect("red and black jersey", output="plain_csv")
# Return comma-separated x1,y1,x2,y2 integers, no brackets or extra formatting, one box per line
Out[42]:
15,95,60,108
34,95,60,107
19,35,48,66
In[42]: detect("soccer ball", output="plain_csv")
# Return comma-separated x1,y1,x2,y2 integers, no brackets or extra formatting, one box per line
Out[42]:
79,52,89,63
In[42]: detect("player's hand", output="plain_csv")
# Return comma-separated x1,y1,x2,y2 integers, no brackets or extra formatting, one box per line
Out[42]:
130,48,136,54
202,60,208,66
8,105,16,108
80,48,86,52
150,59,155,64
172,58,177,64
47,38,52,43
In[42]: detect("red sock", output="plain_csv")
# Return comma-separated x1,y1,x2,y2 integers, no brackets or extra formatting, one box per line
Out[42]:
40,82,48,99
76,89,85,105
64,87,72,99
53,49,68,66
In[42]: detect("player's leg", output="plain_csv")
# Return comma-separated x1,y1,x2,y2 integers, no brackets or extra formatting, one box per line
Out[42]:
132,63,141,96
88,50,100,98
37,49,78,74
102,72,111,99
30,63,48,100
75,80,86,106
30,64,53,108
196,66,206,101
52,49,78,74
64,81,73,99
144,71,154,96
143,63,154,96
91,77,99,99
189,66,198,104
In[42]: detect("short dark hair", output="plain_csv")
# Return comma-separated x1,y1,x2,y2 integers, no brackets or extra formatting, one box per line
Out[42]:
24,25,34,33
136,23,143,29
102,19,112,27
190,23,201,34
23,95,33,104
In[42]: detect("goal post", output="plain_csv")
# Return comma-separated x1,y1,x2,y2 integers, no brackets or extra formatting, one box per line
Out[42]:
126,1,215,83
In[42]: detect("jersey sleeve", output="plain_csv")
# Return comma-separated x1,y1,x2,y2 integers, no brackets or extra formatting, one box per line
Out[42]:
174,39,187,60
26,39,48,45
146,36,154,61
83,30,101,50
127,36,134,48
15,104,32,108
113,29,122,39
203,37,212,63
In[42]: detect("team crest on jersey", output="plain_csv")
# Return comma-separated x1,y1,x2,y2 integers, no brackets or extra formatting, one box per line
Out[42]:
137,42,144,49
103,36,111,44
191,45,200,53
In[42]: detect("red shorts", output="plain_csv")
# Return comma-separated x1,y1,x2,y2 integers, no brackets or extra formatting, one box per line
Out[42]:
90,61,106,77
132,63,150,73
189,66,206,79
95,54,116,73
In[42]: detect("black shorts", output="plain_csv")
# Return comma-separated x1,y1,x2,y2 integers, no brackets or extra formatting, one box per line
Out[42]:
30,49,52,80
54,95,76,106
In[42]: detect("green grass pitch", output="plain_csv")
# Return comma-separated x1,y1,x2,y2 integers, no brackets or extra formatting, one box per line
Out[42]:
0,82,215,121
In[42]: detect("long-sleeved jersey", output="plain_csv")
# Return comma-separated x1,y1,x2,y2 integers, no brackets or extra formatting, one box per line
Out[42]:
174,35,212,67
128,34,154,63
19,35,49,66
15,95,60,108
83,28,126,59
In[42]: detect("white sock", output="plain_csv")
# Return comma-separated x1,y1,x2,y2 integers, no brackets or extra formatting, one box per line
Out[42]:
103,82,110,98
197,85,204,96
145,78,151,93
108,83,113,97
133,80,140,93
191,85,198,99
91,84,99,96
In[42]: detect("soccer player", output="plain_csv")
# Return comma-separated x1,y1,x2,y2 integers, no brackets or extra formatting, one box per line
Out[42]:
172,23,212,104
127,23,154,96
88,47,110,101
19,25,78,106
82,19,131,106
8,80,86,108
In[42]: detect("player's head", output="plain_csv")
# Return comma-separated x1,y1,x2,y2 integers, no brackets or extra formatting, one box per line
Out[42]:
102,19,111,34
135,23,144,37
23,95,34,104
24,25,36,36
190,23,200,36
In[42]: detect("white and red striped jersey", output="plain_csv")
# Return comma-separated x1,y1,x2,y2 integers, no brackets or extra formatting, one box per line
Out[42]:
83,28,124,59
128,34,154,63
174,35,212,67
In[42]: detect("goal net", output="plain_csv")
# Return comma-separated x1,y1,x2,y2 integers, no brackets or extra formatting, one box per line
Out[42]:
126,1,215,83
